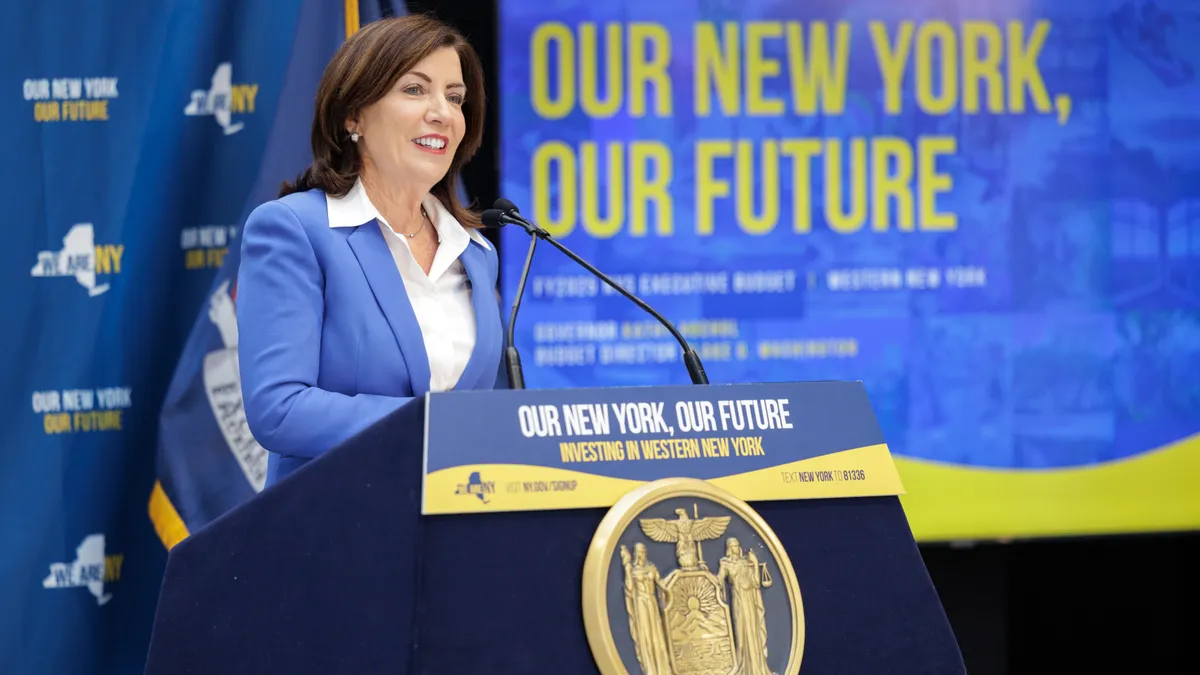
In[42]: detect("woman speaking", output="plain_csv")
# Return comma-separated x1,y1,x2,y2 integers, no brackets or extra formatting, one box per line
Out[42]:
236,15,502,488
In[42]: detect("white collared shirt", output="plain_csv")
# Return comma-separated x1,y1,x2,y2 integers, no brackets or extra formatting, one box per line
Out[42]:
326,179,491,392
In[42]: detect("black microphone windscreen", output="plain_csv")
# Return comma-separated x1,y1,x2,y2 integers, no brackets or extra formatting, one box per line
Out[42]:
494,198,519,213
481,209,507,229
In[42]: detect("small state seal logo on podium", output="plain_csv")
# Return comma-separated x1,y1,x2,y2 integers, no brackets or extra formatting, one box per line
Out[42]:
583,478,805,675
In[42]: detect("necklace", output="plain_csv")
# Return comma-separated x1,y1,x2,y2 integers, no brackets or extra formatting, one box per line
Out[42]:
399,207,428,239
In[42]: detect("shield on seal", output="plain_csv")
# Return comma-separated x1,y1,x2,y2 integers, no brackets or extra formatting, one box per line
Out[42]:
660,568,737,675
582,478,805,675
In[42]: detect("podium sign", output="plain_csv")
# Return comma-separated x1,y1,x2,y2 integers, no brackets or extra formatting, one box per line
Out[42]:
144,383,965,675
422,381,905,515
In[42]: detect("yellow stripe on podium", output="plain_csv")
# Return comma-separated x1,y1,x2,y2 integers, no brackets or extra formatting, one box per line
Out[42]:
712,443,906,500
423,443,906,515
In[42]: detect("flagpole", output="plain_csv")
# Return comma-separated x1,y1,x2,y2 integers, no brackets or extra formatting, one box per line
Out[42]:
344,0,360,38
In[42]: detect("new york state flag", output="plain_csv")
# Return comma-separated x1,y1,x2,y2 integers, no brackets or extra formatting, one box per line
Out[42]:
150,0,409,548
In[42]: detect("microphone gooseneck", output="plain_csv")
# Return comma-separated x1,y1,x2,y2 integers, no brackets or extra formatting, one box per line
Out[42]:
493,199,709,386
504,234,537,390
481,207,533,389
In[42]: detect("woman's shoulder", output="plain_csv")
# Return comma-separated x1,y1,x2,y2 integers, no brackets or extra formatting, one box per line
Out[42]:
239,190,344,264
254,189,329,223
245,189,334,237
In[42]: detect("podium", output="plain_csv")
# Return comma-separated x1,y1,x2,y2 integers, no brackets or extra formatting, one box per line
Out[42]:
143,382,965,674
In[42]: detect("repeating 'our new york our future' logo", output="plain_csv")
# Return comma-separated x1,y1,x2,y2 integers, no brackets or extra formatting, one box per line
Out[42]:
184,63,258,135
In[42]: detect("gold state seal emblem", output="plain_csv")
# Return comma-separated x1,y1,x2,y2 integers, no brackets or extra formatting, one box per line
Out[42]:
583,478,804,675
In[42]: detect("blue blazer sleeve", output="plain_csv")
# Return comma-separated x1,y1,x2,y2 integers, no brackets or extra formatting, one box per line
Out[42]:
236,200,409,458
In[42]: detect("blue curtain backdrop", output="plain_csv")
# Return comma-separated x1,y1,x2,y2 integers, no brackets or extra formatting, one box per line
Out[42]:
1,1,404,673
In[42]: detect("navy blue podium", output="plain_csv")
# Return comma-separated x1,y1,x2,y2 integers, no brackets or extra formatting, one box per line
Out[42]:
142,384,965,674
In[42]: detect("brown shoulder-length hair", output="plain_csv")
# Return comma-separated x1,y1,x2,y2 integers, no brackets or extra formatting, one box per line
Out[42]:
279,14,486,228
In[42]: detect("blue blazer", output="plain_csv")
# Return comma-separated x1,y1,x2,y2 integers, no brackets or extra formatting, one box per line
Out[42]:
236,188,504,487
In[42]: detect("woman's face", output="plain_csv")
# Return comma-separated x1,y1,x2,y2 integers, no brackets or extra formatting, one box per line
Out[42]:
352,46,467,188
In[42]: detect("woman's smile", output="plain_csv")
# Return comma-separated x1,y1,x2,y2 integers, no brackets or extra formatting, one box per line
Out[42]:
412,134,448,154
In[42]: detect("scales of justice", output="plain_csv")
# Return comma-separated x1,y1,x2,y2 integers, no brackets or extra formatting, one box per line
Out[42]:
619,505,777,675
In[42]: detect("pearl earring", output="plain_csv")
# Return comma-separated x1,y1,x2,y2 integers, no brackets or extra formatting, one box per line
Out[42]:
350,131,359,143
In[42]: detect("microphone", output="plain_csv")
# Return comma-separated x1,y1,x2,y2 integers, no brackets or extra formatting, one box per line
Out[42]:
482,200,709,386
482,208,535,389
